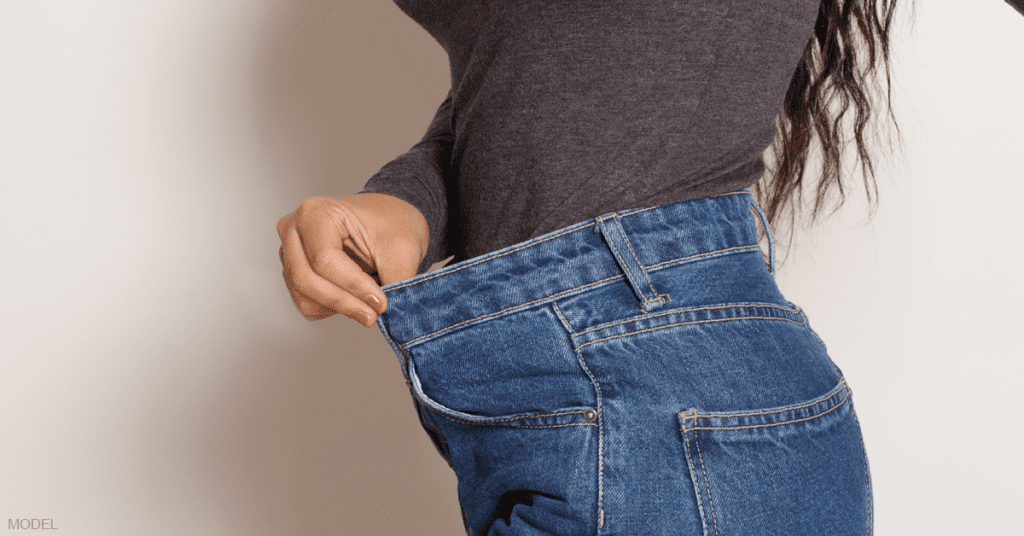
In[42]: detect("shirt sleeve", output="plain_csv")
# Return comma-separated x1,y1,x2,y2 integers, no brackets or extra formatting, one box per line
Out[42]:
1008,0,1024,16
359,91,456,275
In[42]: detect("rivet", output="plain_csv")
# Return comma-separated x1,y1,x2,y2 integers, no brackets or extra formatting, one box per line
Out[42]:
583,409,597,422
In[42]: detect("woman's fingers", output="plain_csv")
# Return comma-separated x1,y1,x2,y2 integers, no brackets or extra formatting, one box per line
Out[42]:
280,245,334,320
294,197,388,314
280,218,380,327
277,194,428,325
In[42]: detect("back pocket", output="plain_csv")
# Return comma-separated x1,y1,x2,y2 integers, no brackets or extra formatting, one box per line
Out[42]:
678,379,873,536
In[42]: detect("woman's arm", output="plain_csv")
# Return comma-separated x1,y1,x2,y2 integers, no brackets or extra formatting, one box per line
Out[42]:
360,91,455,275
276,92,455,326
1008,0,1024,17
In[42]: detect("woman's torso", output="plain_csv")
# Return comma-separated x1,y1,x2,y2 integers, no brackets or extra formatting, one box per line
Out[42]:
396,0,821,262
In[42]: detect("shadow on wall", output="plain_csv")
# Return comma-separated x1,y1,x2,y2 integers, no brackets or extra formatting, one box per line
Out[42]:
140,1,458,534
249,0,450,194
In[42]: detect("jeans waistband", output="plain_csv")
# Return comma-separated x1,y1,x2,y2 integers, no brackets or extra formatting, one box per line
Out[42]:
378,190,774,348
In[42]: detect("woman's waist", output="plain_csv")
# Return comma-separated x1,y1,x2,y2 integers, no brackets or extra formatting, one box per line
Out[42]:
380,190,783,348
450,157,766,263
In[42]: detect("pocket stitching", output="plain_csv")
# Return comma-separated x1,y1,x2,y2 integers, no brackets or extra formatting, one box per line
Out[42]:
571,302,802,340
580,314,808,352
423,409,598,430
408,354,598,428
679,380,850,432
694,429,721,536
426,409,598,429
682,430,711,536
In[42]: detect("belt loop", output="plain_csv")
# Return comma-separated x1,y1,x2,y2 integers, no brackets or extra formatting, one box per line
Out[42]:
595,214,668,312
749,199,776,275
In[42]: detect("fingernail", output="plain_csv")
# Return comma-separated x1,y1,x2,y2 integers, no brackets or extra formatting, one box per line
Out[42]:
362,312,376,327
368,294,385,314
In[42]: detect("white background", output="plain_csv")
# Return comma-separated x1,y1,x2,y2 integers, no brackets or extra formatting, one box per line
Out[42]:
1,0,1022,534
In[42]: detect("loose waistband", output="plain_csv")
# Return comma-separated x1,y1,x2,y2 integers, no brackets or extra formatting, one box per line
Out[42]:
378,191,773,348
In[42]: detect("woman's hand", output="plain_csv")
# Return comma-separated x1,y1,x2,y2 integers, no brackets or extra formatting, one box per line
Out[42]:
276,193,429,327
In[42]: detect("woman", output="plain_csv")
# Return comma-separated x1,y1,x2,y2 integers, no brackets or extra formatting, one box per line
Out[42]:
276,0,1022,534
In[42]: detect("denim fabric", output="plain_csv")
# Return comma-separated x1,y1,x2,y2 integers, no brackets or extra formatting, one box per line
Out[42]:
376,191,872,536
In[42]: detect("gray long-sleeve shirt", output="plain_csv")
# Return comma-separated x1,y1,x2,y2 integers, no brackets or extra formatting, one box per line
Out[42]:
363,0,1024,274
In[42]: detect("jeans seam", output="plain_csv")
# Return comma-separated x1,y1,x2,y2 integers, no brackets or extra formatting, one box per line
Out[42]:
577,316,808,352
553,300,604,530
399,245,769,348
550,300,577,337
685,379,846,420
416,394,601,428
679,382,850,432
387,191,749,293
748,205,775,274
571,346,604,530
798,311,845,380
852,401,874,535
681,422,711,536
694,430,721,536
803,313,828,350
447,409,590,424
646,244,761,271
571,302,802,339
609,190,748,220
429,411,598,429
403,274,622,346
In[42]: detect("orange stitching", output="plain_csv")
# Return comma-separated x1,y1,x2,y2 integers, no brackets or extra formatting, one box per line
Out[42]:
572,302,802,339
694,430,720,536
683,435,709,535
436,415,598,429
397,202,774,348
403,274,622,346
550,300,576,337
422,408,593,425
617,206,652,217
613,215,660,299
594,376,605,518
569,346,604,523
678,409,697,430
476,409,591,423
642,296,667,311
686,380,846,420
598,216,648,302
688,387,850,431
646,244,761,270
576,315,808,351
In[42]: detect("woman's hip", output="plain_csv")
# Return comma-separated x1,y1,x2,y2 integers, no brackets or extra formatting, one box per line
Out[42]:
376,191,871,535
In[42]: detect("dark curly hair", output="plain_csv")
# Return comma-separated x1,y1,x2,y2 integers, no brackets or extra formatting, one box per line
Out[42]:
756,0,915,242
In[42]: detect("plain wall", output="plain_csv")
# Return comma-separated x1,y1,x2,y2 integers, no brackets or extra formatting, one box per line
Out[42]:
1,0,1022,534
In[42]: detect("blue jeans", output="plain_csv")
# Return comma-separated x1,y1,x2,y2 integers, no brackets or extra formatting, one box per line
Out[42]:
377,191,872,535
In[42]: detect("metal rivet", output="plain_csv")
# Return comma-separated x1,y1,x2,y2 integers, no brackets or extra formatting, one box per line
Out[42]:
583,409,597,422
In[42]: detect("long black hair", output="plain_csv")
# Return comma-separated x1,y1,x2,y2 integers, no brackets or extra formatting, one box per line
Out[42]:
756,0,915,241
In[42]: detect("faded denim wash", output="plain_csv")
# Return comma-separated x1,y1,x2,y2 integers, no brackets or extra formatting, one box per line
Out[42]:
376,191,872,536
